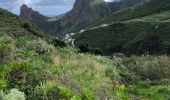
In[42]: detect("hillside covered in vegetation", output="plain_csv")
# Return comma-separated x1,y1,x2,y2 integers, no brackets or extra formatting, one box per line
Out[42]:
0,0,170,100
75,0,170,55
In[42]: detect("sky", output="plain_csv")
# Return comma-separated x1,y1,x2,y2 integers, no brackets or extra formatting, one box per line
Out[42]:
0,0,114,16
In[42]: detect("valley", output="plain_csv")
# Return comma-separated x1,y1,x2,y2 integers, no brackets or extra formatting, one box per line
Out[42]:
0,0,170,100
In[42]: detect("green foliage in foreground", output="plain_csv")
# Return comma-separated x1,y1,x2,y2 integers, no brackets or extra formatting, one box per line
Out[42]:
0,33,118,99
0,5,170,100
0,89,25,100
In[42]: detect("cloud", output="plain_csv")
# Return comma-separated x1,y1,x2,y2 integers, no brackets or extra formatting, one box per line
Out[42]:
0,0,114,16
104,0,114,2
0,0,75,16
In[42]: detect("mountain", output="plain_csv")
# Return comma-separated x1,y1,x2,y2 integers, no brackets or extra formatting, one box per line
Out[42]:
20,0,144,36
19,5,58,32
75,0,170,55
1,2,170,100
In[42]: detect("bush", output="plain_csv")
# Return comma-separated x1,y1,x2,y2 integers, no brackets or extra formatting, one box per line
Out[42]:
33,81,60,100
59,85,75,99
50,38,66,48
134,55,170,81
26,39,55,54
78,43,102,55
22,22,43,37
3,61,34,89
157,88,170,94
0,89,25,100
78,43,90,53
105,65,119,80
0,35,15,63
2,61,54,95
81,88,94,100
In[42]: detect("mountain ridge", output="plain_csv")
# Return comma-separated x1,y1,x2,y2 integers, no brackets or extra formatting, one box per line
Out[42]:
74,0,170,55
20,0,144,36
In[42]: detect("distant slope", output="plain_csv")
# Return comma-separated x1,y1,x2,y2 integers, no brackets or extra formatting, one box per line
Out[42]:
90,0,170,27
19,5,61,33
0,7,47,37
75,0,170,55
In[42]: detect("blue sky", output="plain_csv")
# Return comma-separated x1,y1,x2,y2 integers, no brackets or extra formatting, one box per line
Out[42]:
0,0,114,16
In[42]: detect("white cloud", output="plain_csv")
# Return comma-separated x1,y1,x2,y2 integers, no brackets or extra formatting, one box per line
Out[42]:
0,0,115,16
104,0,114,2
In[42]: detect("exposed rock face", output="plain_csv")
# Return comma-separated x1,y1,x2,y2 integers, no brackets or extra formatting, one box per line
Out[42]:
20,5,52,32
20,5,33,20
56,0,112,35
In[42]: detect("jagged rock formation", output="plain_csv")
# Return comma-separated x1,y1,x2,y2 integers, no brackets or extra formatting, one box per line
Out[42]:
20,5,54,32
54,0,113,35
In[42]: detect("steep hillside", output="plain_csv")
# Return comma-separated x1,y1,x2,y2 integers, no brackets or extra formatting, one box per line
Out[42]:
75,0,170,55
0,7,117,100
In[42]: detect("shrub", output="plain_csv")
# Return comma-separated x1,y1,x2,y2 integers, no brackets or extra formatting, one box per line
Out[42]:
22,22,43,37
0,89,25,100
81,88,94,100
0,35,15,63
157,88,170,94
26,39,55,54
78,43,102,55
2,61,54,94
78,43,90,53
50,38,66,48
3,61,34,89
59,85,75,99
105,65,119,80
33,81,60,100
134,55,170,81
116,55,170,83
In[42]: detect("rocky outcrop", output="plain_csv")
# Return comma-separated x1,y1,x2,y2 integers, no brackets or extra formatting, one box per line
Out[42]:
20,5,53,32
55,0,113,35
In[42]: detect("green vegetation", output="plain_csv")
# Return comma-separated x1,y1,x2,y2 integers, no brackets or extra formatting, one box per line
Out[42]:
76,20,170,55
111,54,170,100
90,0,170,27
127,85,170,100
75,0,170,55
0,7,118,99
0,1,170,99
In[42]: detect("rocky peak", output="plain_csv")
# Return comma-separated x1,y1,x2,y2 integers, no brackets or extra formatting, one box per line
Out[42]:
20,4,34,20
58,0,112,34
20,4,50,32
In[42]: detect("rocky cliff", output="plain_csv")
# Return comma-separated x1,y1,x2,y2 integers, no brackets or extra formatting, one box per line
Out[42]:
20,5,54,32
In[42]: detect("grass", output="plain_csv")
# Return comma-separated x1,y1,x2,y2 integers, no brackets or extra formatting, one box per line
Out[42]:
53,48,116,99
126,85,170,100
0,2,170,100
128,10,170,22
0,8,118,98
